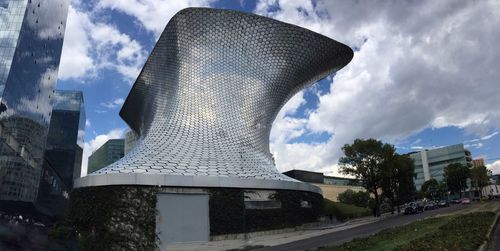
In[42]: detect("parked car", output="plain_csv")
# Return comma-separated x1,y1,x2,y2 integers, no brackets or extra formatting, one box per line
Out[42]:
424,201,437,210
438,200,450,207
404,202,424,214
451,199,461,204
461,198,471,204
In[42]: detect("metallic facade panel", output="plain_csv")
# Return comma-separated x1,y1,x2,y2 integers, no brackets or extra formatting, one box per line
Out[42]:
77,8,353,194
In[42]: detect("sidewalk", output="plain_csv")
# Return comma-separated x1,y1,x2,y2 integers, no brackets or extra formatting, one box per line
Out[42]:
167,213,397,251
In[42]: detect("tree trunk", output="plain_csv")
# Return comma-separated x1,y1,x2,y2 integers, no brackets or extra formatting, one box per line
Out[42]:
374,190,381,217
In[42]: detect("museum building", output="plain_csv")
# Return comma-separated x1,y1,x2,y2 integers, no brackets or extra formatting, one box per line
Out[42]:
72,8,353,249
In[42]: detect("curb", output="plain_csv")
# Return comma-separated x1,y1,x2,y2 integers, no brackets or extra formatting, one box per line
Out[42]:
477,211,500,251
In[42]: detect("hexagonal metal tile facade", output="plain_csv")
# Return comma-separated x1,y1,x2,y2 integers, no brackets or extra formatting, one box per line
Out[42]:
76,8,353,193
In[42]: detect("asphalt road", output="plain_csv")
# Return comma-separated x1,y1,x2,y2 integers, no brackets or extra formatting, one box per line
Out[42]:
255,204,468,251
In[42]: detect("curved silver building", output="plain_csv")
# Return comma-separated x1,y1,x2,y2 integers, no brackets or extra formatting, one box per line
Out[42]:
75,8,353,194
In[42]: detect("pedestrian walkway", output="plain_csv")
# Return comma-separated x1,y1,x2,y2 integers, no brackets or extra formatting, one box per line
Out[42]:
167,214,394,251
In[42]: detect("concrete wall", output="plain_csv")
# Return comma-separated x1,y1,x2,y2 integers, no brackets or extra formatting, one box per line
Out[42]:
313,183,366,202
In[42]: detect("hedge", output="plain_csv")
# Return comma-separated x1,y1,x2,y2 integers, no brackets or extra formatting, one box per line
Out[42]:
322,199,371,221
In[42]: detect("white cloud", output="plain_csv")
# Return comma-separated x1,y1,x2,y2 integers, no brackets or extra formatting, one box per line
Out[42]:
464,131,499,143
85,119,91,128
58,6,94,79
81,128,125,176
97,0,216,36
259,0,500,175
59,5,147,81
100,98,125,109
486,160,500,175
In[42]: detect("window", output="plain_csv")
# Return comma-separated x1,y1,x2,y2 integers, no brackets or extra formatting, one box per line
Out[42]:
244,190,281,210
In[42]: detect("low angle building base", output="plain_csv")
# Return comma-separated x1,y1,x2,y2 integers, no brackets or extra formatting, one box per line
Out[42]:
68,185,322,249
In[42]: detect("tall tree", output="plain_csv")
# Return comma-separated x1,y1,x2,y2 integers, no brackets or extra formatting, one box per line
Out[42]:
381,154,416,213
339,138,395,217
470,165,491,197
444,163,470,198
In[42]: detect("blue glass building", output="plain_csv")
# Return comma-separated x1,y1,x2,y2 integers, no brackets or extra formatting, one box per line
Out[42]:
0,0,69,210
36,90,85,216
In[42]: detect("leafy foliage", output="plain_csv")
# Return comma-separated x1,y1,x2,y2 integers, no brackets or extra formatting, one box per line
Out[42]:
470,165,491,197
67,186,157,251
337,189,370,208
322,199,371,221
444,163,470,197
381,154,416,212
339,138,396,216
420,178,439,199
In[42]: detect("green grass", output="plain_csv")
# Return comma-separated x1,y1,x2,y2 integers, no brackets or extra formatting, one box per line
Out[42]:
316,211,496,251
316,216,452,251
322,199,371,221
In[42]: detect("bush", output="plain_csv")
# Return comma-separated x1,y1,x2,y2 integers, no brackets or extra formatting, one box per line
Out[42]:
322,199,371,221
337,189,370,208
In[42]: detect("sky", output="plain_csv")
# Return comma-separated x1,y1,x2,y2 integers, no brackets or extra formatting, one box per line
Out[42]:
55,0,500,177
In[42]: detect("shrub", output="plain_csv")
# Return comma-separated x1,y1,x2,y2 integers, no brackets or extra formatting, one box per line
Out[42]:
337,189,370,208
322,199,371,221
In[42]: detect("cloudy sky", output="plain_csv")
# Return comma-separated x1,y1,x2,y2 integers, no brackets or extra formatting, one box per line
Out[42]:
56,0,500,176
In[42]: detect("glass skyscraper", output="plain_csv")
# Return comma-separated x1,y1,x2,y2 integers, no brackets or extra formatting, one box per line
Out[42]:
0,0,69,207
37,90,84,216
44,90,85,188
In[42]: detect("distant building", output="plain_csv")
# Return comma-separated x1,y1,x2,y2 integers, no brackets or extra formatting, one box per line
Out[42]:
283,170,365,202
408,144,473,190
472,158,485,167
37,90,85,216
88,139,124,174
124,129,139,155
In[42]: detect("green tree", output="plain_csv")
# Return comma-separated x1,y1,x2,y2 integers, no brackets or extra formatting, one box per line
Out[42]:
444,163,470,198
420,179,439,200
470,165,491,197
381,154,416,213
437,180,448,200
339,138,395,217
337,189,370,208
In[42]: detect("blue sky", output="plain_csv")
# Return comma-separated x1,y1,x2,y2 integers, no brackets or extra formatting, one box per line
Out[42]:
56,0,500,176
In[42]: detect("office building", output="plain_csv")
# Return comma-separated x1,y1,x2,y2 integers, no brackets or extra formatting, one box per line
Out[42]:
73,8,353,246
87,139,124,174
409,144,473,190
0,0,69,209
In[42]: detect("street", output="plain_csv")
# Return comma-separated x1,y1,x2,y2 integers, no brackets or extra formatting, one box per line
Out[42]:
255,204,468,251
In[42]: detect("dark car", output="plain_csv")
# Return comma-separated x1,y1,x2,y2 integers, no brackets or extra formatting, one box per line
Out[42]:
424,201,437,210
438,200,450,207
404,202,424,214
